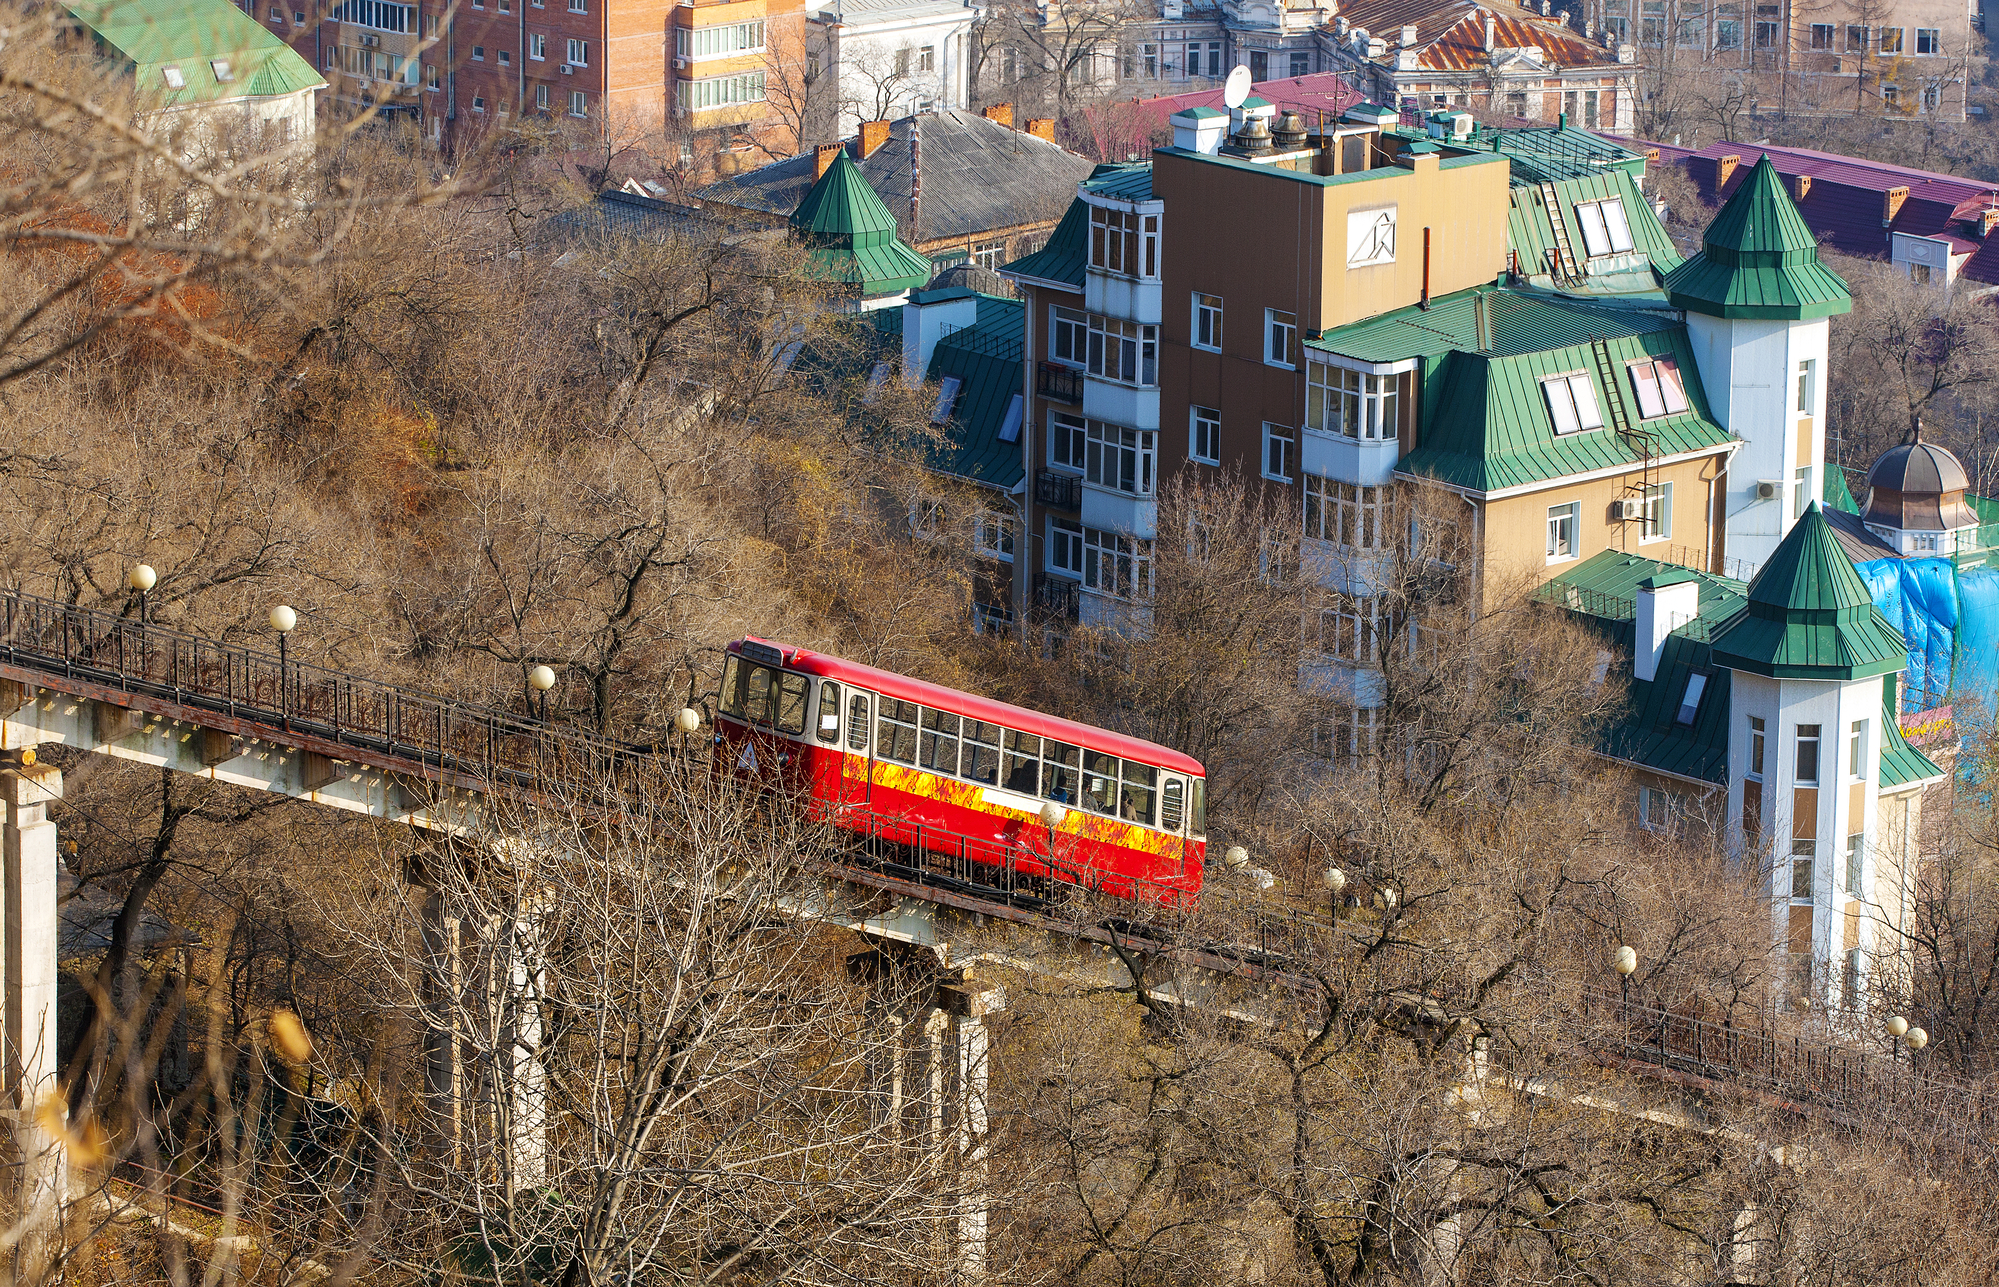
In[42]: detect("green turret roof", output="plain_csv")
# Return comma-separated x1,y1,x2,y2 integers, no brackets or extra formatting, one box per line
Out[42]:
789,151,929,298
1662,156,1852,320
1709,503,1907,680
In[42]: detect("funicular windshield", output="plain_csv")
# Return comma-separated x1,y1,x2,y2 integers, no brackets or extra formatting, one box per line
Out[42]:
719,652,810,735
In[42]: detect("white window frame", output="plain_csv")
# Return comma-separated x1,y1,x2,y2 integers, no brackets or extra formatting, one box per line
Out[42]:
676,71,766,110
1574,198,1635,256
1191,405,1221,465
1916,26,1939,53
1796,358,1816,415
1848,718,1867,779
1319,594,1382,664
1547,502,1580,563
1088,207,1159,280
1265,309,1297,369
1263,423,1295,483
1082,527,1153,601
1085,314,1157,386
1642,481,1672,543
931,375,963,424
1675,670,1707,724
910,497,943,543
1304,477,1394,549
1084,420,1156,496
569,89,588,117
1307,358,1398,440
1048,305,1087,369
566,37,588,65
1048,517,1084,577
1542,372,1604,436
529,33,545,59
1048,410,1087,474
975,511,1016,562
1192,292,1223,352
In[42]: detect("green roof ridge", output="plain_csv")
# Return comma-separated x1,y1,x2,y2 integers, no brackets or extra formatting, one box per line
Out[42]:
1710,503,1908,680
789,151,929,297
1662,156,1852,320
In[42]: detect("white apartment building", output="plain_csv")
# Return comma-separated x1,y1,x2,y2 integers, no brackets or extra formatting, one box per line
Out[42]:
814,0,986,134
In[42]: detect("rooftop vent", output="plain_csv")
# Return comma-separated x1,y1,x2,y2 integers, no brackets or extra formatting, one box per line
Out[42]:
1271,110,1308,150
1232,114,1274,154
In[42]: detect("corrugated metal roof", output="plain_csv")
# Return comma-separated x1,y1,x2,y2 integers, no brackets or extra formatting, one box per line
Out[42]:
999,194,1087,289
1414,5,1619,71
1083,163,1155,202
1709,504,1909,680
67,0,323,105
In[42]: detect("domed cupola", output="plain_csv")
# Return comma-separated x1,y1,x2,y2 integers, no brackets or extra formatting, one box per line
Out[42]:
1863,430,1979,555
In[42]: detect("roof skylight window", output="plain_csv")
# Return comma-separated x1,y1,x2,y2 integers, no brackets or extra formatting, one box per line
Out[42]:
1542,372,1604,436
1675,671,1708,725
210,58,235,81
162,65,186,88
1627,357,1691,419
931,375,963,424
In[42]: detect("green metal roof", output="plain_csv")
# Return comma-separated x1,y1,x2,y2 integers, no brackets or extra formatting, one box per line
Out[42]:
67,0,323,106
1481,123,1649,187
1877,681,1945,789
790,152,930,297
922,296,1025,490
1825,465,1861,515
1536,550,1750,783
1082,162,1154,202
1507,169,1683,296
1310,285,1681,364
1000,194,1087,290
1663,156,1853,320
1709,504,1908,680
1395,326,1733,494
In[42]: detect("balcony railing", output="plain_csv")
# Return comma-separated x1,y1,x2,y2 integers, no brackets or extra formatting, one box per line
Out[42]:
1036,470,1081,510
1037,362,1083,404
1033,572,1080,622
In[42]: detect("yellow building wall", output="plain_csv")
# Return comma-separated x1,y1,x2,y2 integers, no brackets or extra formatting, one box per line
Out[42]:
1313,155,1512,332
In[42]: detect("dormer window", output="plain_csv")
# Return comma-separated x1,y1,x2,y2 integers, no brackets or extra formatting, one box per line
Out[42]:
1542,372,1603,435
210,59,234,81
1676,671,1707,724
1574,198,1635,256
162,65,186,88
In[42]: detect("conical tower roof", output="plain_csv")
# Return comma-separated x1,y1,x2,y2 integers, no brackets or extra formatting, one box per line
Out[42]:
789,150,930,297
1709,502,1906,680
1663,156,1853,320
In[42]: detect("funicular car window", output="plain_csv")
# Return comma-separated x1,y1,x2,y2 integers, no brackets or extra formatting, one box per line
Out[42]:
1003,730,1040,794
816,681,841,743
1083,750,1120,815
743,665,776,724
920,708,961,774
719,656,743,717
1190,779,1206,836
963,720,1002,784
878,698,920,763
1121,761,1157,826
1041,742,1079,803
1160,778,1184,831
775,673,810,734
847,694,870,751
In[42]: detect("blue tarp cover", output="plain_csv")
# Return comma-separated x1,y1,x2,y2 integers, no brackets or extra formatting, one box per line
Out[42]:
1857,558,1958,712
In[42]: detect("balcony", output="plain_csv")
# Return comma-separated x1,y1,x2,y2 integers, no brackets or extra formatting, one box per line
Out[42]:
1038,362,1083,404
1033,572,1080,622
1036,470,1081,510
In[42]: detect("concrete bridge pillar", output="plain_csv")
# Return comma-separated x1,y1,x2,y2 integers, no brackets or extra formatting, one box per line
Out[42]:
3,765,66,1264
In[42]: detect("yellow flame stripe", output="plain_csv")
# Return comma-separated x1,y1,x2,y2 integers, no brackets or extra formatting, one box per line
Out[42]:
862,759,1185,863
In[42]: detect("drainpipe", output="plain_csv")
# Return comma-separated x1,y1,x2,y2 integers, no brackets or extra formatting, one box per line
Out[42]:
1420,225,1431,308
517,2,525,112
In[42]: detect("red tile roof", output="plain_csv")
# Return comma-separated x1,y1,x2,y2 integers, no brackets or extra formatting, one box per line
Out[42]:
1137,71,1365,128
1615,134,1999,285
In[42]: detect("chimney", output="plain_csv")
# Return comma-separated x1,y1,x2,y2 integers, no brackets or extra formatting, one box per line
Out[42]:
981,102,1015,128
1981,207,1999,237
1171,107,1230,154
1792,173,1811,201
814,142,843,179
1634,572,1701,684
859,118,892,159
1399,22,1416,45
902,288,981,386
1884,185,1909,225
1716,152,1740,189
1027,117,1056,141
1482,15,1495,50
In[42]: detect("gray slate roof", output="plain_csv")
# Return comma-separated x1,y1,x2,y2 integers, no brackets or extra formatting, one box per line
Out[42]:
537,191,720,247
696,110,1093,246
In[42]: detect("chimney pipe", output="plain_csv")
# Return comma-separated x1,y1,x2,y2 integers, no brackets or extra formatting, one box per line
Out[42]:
1716,153,1740,189
814,142,843,179
859,118,892,158
1634,573,1700,684
1027,117,1056,141
1483,14,1495,49
981,102,1015,128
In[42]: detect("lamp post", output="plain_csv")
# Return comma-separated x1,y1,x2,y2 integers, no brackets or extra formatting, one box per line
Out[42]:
1906,1025,1928,1076
269,605,296,718
527,665,556,722
1324,866,1346,920
1888,1013,1908,1065
127,564,156,625
1613,944,1638,1021
1039,801,1066,885
673,707,702,736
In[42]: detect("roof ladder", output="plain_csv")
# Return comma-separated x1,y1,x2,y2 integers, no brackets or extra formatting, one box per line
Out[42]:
1540,181,1584,285
1593,335,1659,502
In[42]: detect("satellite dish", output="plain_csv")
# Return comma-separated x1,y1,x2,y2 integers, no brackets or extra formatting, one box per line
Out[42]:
1223,64,1253,109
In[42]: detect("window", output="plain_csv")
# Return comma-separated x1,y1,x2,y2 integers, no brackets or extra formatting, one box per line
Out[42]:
963,719,1003,783
499,0,510,9
567,38,588,65
1605,16,1627,42
1642,481,1672,542
162,65,186,89
499,50,512,66
1084,420,1156,496
1627,357,1690,419
473,45,486,60
268,4,280,16
1088,207,1157,278
1320,594,1381,664
1542,372,1604,435
1796,358,1815,415
535,82,547,108
1289,51,1310,77
998,394,1023,445
1049,411,1086,472
1265,309,1297,368
569,0,586,9
909,497,943,542
1206,40,1223,77
1505,91,1528,117
530,33,545,59
1922,84,1940,112
1881,84,1899,108
1141,43,1158,78
211,58,235,81
1193,293,1223,351
1916,27,1939,54
1574,198,1636,256
1304,478,1394,549
1755,6,1777,47
973,240,1006,272
1642,1,1666,43
1810,23,1833,49
1845,24,1866,52
1082,528,1152,600
1791,841,1816,901
1639,785,1683,831
918,45,936,72
294,10,305,23
1049,305,1087,368
845,694,870,751
1749,715,1766,778
1263,424,1295,482
932,376,963,424
1846,834,1865,896
1849,719,1867,778
1796,723,1821,784
1716,17,1740,48
1249,50,1268,80
1048,518,1084,576
473,95,486,111
677,21,765,58
1743,778,1763,848
1547,502,1579,562
1792,466,1811,520
1307,360,1398,439
676,72,766,109
1085,315,1157,385
877,698,919,765
815,682,842,743
1191,406,1220,464
1676,671,1707,724
570,90,588,117
1877,26,1902,53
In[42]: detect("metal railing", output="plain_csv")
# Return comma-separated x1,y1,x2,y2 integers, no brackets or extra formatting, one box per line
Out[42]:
1037,362,1083,404
1036,470,1081,510
1032,571,1080,621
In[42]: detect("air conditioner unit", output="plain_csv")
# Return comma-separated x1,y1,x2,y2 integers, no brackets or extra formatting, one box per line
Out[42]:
560,63,573,73
673,56,689,70
1610,498,1643,521
359,32,379,46
1755,480,1781,501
